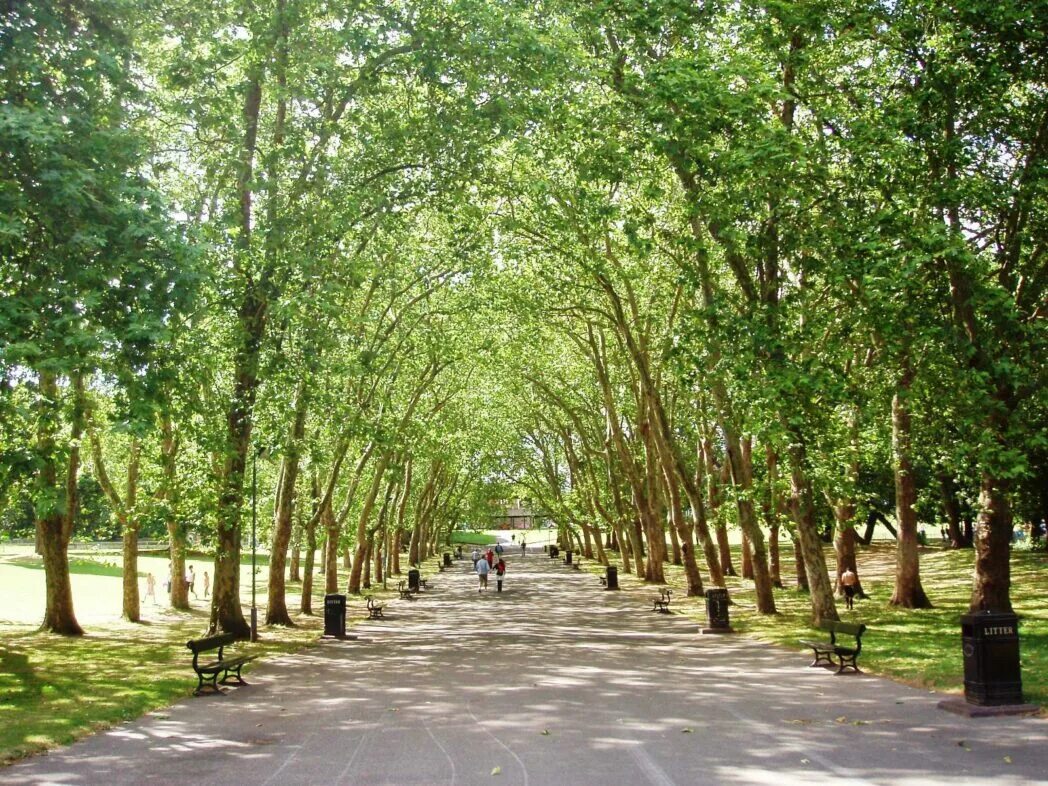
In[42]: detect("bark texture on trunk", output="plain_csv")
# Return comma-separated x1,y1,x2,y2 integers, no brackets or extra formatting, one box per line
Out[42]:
793,536,809,592
787,449,838,623
266,382,307,626
35,371,84,636
970,474,1013,611
889,370,932,609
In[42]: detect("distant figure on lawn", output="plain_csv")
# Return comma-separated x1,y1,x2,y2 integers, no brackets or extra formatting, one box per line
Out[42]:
145,573,157,605
476,555,490,592
203,570,210,598
495,558,506,593
841,568,858,610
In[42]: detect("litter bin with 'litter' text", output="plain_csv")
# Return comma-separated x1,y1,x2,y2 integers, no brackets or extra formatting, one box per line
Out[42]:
962,611,1023,706
324,594,346,638
605,565,619,590
703,588,732,633
408,569,421,592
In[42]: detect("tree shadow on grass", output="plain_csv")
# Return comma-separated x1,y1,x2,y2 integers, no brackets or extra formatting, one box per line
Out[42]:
0,646,44,700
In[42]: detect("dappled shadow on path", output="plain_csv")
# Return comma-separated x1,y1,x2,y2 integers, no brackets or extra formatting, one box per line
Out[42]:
4,550,1046,785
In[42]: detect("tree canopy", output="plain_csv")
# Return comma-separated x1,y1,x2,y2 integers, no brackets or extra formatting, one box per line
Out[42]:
2,0,1045,635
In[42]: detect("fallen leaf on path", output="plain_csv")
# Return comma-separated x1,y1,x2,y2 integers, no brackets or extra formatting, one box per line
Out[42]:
681,728,694,733
800,759,810,765
785,719,812,725
834,716,848,724
1004,756,1012,764
491,766,501,776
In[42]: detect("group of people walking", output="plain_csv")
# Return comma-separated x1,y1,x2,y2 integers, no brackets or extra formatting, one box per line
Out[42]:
471,545,507,592
143,565,210,605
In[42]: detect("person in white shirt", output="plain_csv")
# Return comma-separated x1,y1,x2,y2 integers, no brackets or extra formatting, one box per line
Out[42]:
475,556,490,591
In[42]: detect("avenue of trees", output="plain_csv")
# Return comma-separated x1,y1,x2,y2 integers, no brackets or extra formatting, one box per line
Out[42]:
1,0,1045,636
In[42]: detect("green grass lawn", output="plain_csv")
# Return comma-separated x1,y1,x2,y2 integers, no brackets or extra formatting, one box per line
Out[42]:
9,555,130,579
0,551,445,765
595,542,1046,711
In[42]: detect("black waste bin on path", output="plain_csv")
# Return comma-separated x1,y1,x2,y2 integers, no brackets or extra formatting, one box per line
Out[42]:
605,565,619,590
408,568,421,592
443,552,452,567
962,611,1024,705
565,550,573,565
704,588,732,632
324,594,346,638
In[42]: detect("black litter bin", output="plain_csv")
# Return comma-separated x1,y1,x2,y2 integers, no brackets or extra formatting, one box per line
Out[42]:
324,593,346,638
961,611,1024,705
605,565,619,590
443,552,452,567
565,550,573,565
705,588,731,631
408,568,421,592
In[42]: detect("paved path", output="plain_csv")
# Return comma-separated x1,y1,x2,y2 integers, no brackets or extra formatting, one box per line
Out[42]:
4,551,1046,785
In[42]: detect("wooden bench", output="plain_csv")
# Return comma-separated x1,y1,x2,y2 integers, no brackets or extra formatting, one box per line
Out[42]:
800,620,867,674
186,633,257,696
653,588,672,613
598,575,607,588
398,581,415,600
366,596,384,619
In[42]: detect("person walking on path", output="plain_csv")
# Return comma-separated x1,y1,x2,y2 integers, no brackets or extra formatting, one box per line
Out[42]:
520,539,526,557
202,570,210,598
485,548,495,568
471,547,481,568
145,573,157,605
841,568,858,610
495,542,504,558
188,565,197,599
476,556,490,591
495,558,506,592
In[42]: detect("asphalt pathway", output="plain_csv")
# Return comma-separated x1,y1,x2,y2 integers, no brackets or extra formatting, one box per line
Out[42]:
4,550,1046,785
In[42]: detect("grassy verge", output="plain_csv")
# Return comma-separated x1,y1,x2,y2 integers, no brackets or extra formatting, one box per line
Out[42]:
0,552,446,765
584,542,1046,711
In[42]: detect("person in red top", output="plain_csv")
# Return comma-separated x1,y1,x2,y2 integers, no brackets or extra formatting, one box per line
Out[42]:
486,548,495,567
495,558,506,592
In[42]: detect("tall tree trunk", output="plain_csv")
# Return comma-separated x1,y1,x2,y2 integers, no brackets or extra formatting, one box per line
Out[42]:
793,536,809,592
34,371,84,635
705,445,736,577
723,428,776,613
210,68,265,639
889,364,932,609
764,445,783,588
786,440,838,623
348,455,390,593
970,473,1013,611
740,533,754,579
289,507,302,583
300,473,319,614
833,510,863,597
266,380,307,626
361,537,372,589
324,500,339,593
159,413,189,610
939,471,971,548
